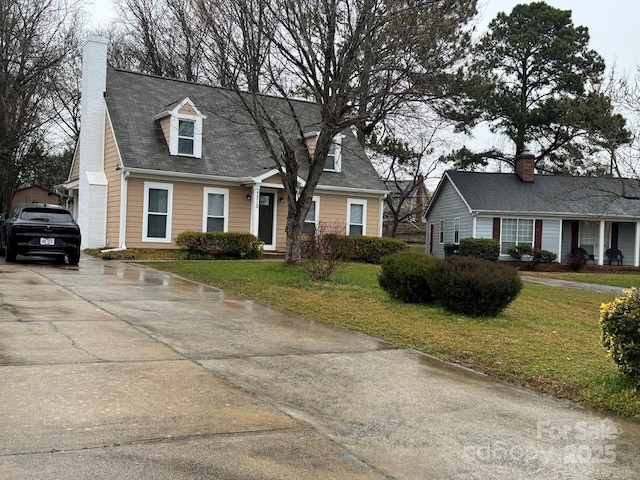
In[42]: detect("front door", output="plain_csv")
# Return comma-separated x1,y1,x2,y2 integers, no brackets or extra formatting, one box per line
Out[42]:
258,192,275,246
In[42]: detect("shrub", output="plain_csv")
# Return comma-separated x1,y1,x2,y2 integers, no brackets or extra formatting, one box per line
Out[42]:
568,252,585,272
509,244,557,269
347,235,406,264
378,251,437,303
318,234,406,264
426,256,522,317
507,243,533,260
600,288,640,381
175,231,263,259
301,224,352,281
459,238,500,262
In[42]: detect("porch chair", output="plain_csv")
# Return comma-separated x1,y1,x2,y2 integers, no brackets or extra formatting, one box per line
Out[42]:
570,247,592,264
605,248,624,266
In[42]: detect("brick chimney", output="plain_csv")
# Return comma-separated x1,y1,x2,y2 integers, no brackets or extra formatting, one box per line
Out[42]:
515,150,535,182
78,36,108,248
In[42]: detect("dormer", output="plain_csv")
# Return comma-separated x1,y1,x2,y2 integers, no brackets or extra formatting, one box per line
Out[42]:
154,97,206,158
304,132,343,173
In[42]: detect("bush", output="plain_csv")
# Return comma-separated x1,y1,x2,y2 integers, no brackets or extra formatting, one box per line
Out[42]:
600,288,640,381
319,234,406,264
509,244,557,269
348,235,407,264
459,238,500,262
378,251,437,303
301,224,352,281
175,231,263,259
426,256,522,317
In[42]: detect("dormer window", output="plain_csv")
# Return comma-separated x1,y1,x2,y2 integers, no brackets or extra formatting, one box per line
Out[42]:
154,97,206,158
178,119,195,155
304,131,343,172
324,136,342,172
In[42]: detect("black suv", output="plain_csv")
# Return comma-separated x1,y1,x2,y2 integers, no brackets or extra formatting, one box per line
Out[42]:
0,203,81,265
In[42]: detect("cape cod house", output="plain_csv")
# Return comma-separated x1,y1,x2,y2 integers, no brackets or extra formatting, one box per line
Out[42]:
64,37,387,251
425,152,640,266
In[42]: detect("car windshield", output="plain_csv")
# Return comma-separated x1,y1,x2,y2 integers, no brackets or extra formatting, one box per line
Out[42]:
20,209,74,223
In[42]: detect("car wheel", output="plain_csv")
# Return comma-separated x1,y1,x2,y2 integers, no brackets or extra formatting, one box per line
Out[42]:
67,251,79,266
5,243,16,262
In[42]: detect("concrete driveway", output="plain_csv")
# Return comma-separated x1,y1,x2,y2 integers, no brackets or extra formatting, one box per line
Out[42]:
1,256,639,479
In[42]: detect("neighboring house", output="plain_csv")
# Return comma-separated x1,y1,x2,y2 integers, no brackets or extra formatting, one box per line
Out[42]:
64,37,387,251
12,186,62,207
382,176,428,237
425,152,640,266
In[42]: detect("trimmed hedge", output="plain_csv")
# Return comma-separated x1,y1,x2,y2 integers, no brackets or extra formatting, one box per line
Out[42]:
600,287,640,380
459,238,500,262
175,231,263,259
378,251,437,303
426,256,522,317
321,234,406,264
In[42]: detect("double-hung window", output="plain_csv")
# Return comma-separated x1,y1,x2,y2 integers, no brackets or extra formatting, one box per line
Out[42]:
501,218,533,254
454,218,460,243
178,119,195,156
203,187,228,232
143,182,173,242
439,220,445,244
347,199,366,236
323,136,342,172
303,197,319,236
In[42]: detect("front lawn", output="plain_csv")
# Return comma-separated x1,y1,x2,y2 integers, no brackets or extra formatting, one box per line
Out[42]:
145,260,640,417
523,271,640,289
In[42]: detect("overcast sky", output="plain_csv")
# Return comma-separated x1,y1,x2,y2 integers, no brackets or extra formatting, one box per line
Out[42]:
88,0,638,76
479,0,638,76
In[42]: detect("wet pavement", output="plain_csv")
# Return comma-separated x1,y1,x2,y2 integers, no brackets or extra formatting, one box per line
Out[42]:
520,275,627,294
1,256,639,479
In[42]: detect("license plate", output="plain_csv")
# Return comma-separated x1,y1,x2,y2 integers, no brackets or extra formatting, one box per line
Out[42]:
40,238,55,246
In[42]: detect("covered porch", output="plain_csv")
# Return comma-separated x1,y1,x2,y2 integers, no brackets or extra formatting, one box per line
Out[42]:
560,219,640,266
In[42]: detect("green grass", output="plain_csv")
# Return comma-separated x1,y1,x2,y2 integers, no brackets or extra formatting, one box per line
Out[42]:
145,260,640,418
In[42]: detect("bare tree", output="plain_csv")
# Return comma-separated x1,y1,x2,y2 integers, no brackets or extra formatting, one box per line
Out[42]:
0,0,80,214
194,0,477,263
369,112,446,238
112,0,209,81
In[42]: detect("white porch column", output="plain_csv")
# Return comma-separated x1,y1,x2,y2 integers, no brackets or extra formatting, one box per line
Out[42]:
598,220,605,265
557,220,563,263
250,184,260,237
635,222,640,267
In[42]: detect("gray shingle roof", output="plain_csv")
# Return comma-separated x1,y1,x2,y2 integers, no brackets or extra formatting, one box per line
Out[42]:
105,68,386,192
445,170,640,218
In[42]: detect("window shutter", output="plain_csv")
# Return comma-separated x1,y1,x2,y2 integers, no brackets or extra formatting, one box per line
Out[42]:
492,218,500,240
534,220,543,249
571,221,579,248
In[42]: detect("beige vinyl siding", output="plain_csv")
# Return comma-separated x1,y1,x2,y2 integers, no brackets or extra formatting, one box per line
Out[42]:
70,145,80,181
104,114,122,247
262,174,282,185
178,104,198,116
125,180,252,248
305,136,317,155
159,117,170,144
316,193,381,236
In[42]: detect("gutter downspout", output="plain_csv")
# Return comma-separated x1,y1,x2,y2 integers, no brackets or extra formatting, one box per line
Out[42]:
118,170,129,249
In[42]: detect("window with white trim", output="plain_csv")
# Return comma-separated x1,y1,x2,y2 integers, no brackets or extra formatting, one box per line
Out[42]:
203,187,228,232
323,136,342,172
303,196,319,236
501,218,533,254
143,182,173,242
439,220,445,244
454,218,460,243
178,119,195,155
347,198,366,236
